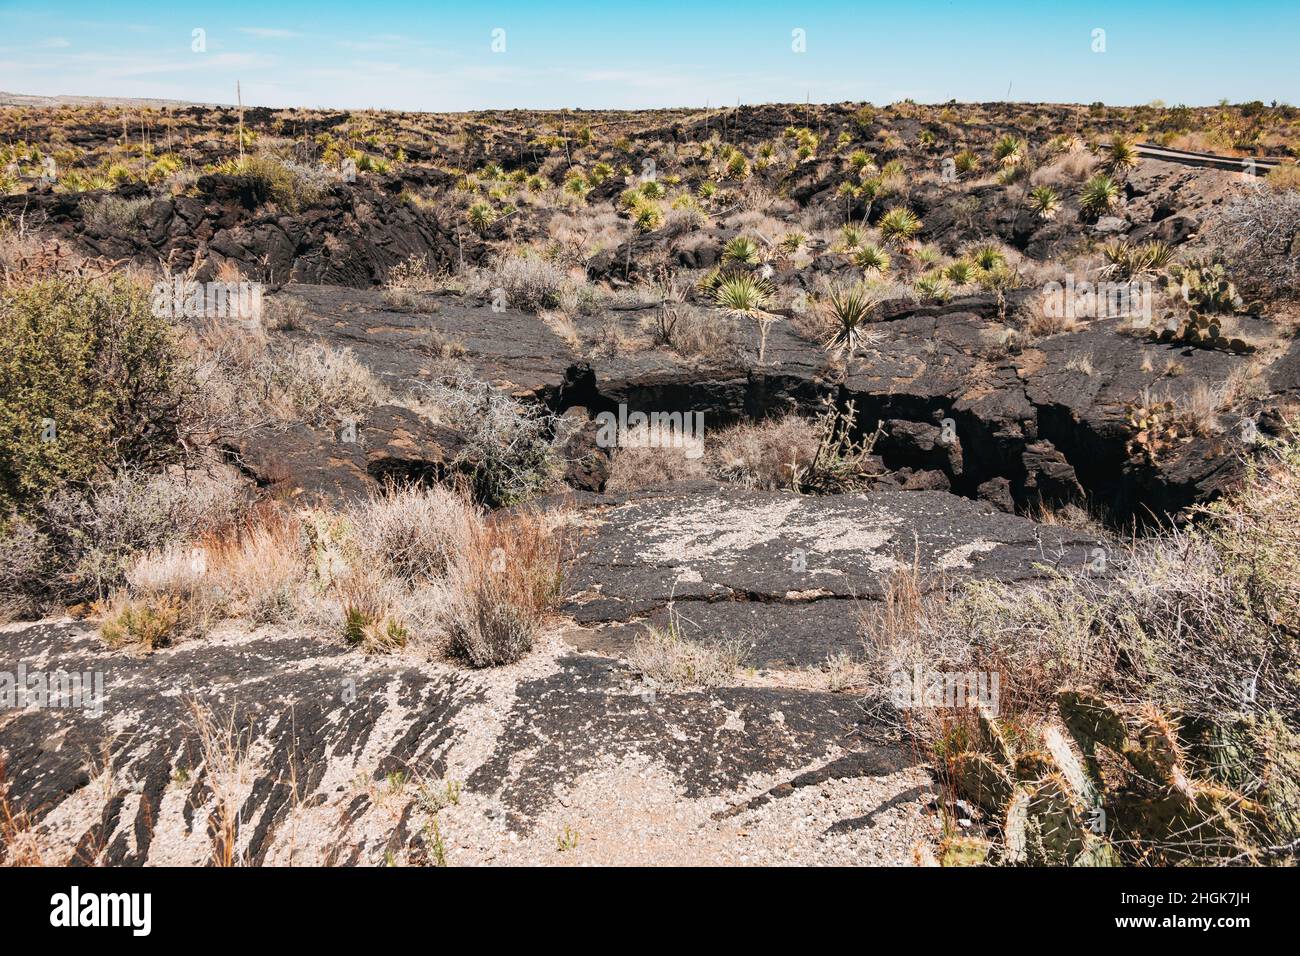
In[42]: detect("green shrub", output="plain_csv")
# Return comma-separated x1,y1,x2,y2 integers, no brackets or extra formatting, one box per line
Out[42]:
0,275,188,509
211,155,325,211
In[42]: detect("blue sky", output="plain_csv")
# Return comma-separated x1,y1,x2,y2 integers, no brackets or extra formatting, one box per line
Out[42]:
1,1,1296,111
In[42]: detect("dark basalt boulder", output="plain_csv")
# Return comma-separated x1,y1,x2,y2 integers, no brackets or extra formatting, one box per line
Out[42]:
230,404,464,503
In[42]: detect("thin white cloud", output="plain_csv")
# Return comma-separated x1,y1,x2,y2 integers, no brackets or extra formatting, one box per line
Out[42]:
240,28,304,39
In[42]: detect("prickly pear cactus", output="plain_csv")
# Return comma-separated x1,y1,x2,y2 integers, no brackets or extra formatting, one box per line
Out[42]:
1124,399,1186,463
1168,260,1250,316
948,751,1014,814
1057,691,1270,861
938,835,991,866
1154,309,1256,353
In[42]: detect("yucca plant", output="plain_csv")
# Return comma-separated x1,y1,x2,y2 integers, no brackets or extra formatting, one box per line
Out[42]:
968,243,1007,271
712,270,774,314
914,273,952,302
854,243,892,276
993,135,1026,167
695,266,723,294
848,149,873,172
954,149,980,175
840,223,868,251
1029,185,1062,220
1098,239,1134,278
823,283,877,357
1135,240,1175,275
913,244,942,266
467,202,497,233
1099,239,1175,280
712,271,777,363
779,231,807,254
1106,135,1139,173
944,260,975,285
589,162,614,185
722,236,762,266
1047,133,1084,154
880,159,906,181
878,207,922,246
1079,173,1121,219
640,180,667,200
995,165,1024,186
563,172,590,198
857,176,887,221
632,199,663,232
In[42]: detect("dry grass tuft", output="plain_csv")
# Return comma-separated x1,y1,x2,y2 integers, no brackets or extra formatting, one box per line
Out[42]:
709,413,820,490
446,508,570,667
628,616,745,690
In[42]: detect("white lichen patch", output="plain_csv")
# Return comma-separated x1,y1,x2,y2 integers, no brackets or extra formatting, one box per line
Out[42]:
625,495,900,571
937,539,1000,570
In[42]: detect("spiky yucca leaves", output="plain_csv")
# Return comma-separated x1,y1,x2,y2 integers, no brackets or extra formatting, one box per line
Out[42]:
913,244,942,267
1047,133,1085,154
968,243,1007,272
712,270,774,316
1079,173,1121,219
878,207,922,246
993,134,1026,167
466,201,496,233
854,243,891,276
722,235,762,266
839,222,868,251
779,231,807,254
944,260,976,285
847,149,874,172
712,271,777,363
631,198,663,232
954,149,979,175
725,152,750,180
1029,185,1062,220
822,283,877,356
914,272,952,302
1106,135,1139,173
562,171,590,199
1099,239,1176,280
1139,240,1176,274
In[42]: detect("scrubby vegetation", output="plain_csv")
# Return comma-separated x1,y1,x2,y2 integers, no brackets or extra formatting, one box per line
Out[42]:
869,423,1300,865
3,94,1299,868
0,275,187,508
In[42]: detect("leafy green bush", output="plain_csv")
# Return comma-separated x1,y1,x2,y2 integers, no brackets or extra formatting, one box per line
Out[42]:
0,275,188,509
210,155,327,211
